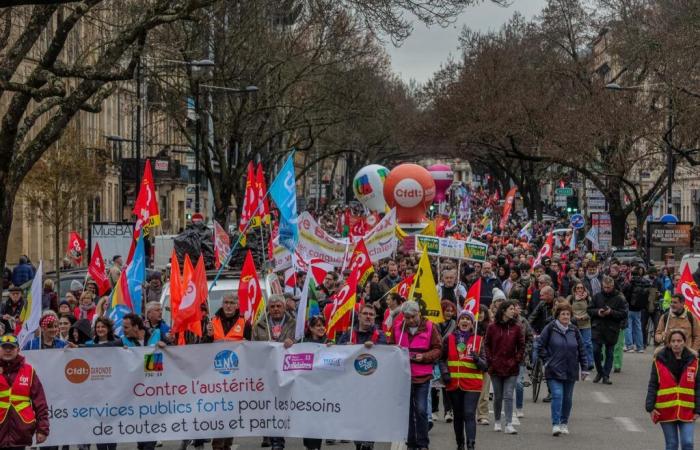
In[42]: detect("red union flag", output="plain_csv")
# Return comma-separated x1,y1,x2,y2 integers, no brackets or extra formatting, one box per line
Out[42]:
213,220,230,269
132,160,160,232
347,239,374,285
87,243,110,295
66,231,86,265
239,161,259,231
390,274,414,299
327,268,358,340
677,265,700,321
499,187,517,230
239,250,264,325
532,229,554,268
463,278,482,319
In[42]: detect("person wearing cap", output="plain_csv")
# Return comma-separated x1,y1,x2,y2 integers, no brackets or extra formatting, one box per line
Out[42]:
442,309,487,450
0,334,50,449
22,312,67,351
1,285,24,331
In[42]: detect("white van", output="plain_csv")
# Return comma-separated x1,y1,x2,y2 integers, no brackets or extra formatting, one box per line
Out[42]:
159,271,282,324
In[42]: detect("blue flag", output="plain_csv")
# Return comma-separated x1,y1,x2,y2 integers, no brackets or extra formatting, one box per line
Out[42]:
126,234,146,315
269,153,298,253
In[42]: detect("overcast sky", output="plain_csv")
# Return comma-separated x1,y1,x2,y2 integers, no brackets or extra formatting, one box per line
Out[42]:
385,0,548,84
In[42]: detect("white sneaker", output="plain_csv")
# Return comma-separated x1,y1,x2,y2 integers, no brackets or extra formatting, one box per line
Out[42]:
552,425,561,436
560,424,569,435
516,409,524,418
431,412,439,421
504,423,518,434
478,418,490,425
445,410,454,423
494,422,502,432
511,415,520,426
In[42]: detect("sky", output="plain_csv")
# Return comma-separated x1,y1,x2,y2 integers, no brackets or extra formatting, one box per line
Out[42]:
385,0,548,84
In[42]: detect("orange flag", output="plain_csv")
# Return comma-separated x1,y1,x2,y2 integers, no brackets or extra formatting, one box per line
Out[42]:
239,161,259,231
169,250,182,326
172,255,202,336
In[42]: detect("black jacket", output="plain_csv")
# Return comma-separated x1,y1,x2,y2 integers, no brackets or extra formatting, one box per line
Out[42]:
646,347,700,413
529,301,554,334
588,289,628,345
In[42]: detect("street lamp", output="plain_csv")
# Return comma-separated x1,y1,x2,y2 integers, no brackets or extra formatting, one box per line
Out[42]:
605,82,675,215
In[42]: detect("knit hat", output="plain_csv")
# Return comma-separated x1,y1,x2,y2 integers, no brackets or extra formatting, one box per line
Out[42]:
70,280,83,292
492,287,506,302
457,309,475,323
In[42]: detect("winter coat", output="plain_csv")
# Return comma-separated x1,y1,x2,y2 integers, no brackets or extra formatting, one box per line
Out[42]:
646,347,700,414
11,263,34,287
568,294,592,329
655,310,700,351
538,321,587,382
508,278,529,307
484,319,525,377
529,300,554,334
0,355,50,447
588,289,628,345
337,324,387,345
479,276,503,308
22,337,67,351
252,313,296,342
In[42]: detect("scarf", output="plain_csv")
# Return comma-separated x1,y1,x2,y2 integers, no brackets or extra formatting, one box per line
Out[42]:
586,273,601,296
79,302,96,320
574,290,588,301
554,319,569,334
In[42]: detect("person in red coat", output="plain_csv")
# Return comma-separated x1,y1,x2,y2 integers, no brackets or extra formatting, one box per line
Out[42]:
485,300,525,435
0,334,50,449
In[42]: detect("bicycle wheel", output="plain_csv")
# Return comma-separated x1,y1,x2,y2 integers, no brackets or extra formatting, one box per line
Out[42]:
531,359,543,403
646,318,656,347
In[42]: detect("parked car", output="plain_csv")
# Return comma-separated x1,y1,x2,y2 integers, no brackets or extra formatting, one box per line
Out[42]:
159,270,282,324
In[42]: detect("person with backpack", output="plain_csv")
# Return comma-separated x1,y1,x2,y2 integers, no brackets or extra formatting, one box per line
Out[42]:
623,266,651,353
655,294,700,351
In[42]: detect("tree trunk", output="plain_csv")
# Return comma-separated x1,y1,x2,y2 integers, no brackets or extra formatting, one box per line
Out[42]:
0,184,16,281
607,198,627,247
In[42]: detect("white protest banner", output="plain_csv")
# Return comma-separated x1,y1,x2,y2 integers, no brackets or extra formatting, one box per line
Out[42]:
274,210,397,269
25,342,410,445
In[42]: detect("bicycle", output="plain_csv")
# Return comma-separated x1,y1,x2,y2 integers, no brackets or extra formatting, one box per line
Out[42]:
530,357,544,402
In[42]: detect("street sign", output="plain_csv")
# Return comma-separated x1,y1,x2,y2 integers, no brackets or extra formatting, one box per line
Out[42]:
555,187,574,197
570,213,585,229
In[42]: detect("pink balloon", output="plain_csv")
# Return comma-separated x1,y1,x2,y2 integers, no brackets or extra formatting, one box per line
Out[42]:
428,164,453,203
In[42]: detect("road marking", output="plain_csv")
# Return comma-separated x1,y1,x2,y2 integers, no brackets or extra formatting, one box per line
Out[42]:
613,417,643,432
592,391,612,404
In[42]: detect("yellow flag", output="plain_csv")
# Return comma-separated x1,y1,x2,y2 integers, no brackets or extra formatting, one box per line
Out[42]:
421,221,436,237
409,250,444,324
395,225,408,240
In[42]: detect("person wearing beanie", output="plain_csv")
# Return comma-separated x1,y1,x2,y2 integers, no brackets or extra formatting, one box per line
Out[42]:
442,308,487,450
70,279,84,295
492,288,506,303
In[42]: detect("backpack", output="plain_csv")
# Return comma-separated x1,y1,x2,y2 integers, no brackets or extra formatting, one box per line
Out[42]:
629,280,650,310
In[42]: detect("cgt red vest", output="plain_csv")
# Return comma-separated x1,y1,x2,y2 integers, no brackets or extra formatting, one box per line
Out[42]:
395,320,434,378
0,362,36,424
212,317,245,341
446,333,484,392
654,358,698,423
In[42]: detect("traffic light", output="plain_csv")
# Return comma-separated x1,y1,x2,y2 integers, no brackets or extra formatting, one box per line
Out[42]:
566,196,579,213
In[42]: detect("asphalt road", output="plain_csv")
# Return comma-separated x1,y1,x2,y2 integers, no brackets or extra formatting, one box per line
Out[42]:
119,350,695,449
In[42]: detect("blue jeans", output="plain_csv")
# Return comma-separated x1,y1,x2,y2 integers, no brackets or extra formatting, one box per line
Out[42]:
660,421,694,450
516,364,526,410
593,341,615,377
625,311,644,350
549,379,575,425
408,381,430,448
579,327,594,369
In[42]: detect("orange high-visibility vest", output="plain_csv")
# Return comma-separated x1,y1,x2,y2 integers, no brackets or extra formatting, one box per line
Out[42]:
0,363,36,424
211,317,245,341
446,333,484,392
654,358,698,423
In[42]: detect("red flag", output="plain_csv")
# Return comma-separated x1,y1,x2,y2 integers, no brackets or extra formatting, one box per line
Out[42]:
347,239,374,285
463,278,482,318
391,274,414,299
255,163,271,225
66,231,86,265
350,216,367,239
239,162,259,231
171,255,201,334
87,243,110,296
677,265,700,322
532,230,554,268
435,216,448,238
327,268,359,340
132,160,160,232
239,250,264,325
499,187,517,230
213,220,230,269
